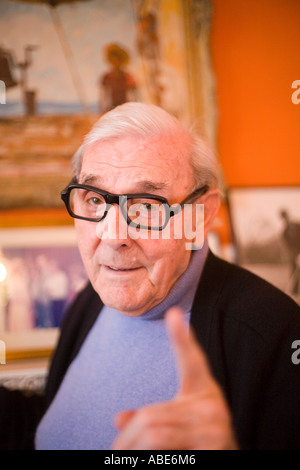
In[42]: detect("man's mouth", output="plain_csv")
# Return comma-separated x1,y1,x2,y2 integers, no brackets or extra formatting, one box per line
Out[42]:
104,265,141,272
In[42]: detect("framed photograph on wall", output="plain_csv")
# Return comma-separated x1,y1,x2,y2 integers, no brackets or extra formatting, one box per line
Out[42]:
0,225,88,360
227,186,300,305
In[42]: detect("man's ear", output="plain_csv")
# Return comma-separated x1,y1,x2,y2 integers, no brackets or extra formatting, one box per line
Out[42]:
192,189,220,242
201,189,221,238
185,189,220,250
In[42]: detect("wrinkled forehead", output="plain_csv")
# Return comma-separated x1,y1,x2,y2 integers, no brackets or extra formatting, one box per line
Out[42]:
80,134,194,194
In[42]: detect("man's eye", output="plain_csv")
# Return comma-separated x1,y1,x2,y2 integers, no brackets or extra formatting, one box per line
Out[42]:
133,203,161,214
87,197,104,206
140,203,153,211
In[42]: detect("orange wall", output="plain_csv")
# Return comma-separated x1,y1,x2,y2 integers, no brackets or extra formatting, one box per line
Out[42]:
211,0,300,187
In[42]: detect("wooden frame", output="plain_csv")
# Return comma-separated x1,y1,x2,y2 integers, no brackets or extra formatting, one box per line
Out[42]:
0,0,215,210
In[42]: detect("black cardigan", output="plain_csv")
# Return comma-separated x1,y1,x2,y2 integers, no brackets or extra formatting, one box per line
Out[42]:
1,252,300,450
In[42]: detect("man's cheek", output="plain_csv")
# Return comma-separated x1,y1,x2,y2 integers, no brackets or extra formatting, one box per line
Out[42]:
75,222,97,252
75,233,98,277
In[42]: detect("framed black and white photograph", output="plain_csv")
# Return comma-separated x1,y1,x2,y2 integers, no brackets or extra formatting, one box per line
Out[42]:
228,186,300,305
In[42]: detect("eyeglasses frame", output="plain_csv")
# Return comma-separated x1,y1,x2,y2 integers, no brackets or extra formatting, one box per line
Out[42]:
61,178,208,231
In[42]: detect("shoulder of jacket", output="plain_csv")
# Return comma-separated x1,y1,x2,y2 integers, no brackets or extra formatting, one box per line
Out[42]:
193,251,300,348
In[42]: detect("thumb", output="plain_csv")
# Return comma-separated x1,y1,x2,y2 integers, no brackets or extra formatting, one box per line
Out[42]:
114,409,137,431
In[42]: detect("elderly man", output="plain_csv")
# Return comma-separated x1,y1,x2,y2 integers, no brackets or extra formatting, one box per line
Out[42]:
1,103,300,450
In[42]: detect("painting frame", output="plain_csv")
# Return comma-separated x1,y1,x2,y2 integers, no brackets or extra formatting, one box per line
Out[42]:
0,0,216,211
227,185,300,305
0,222,87,361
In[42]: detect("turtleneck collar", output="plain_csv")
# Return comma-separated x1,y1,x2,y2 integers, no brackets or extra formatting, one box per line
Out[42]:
135,240,209,321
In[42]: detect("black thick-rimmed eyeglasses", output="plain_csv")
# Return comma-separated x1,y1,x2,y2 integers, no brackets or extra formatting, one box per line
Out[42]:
61,178,208,231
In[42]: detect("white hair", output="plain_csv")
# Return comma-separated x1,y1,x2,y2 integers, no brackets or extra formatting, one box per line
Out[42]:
72,102,220,190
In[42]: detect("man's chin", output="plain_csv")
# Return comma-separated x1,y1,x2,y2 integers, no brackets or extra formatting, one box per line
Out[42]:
94,285,150,317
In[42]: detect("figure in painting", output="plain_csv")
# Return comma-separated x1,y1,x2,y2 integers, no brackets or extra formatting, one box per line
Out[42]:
99,43,138,113
43,260,69,328
0,44,38,115
6,258,34,332
0,46,18,89
136,10,163,106
31,255,52,328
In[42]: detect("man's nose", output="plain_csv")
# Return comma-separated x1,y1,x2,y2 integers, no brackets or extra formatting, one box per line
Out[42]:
95,203,130,244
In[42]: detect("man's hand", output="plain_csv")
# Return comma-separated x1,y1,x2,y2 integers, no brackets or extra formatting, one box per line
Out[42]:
112,307,238,450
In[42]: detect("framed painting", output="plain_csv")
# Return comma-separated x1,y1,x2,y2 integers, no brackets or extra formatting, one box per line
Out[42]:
0,225,88,360
227,186,300,305
0,0,216,210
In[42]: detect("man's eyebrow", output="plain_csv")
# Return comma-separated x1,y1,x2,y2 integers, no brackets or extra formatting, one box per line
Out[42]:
79,175,168,193
134,180,168,193
80,174,99,185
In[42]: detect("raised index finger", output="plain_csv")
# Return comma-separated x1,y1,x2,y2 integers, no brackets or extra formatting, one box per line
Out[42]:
165,306,214,396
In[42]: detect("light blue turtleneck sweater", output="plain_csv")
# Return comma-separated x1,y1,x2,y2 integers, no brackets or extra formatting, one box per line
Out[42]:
35,244,208,450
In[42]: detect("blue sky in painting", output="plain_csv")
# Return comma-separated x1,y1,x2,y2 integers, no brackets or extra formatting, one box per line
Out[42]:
0,0,137,112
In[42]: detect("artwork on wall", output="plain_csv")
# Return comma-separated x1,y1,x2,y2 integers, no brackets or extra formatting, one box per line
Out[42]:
0,0,215,211
228,186,300,305
0,225,88,359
